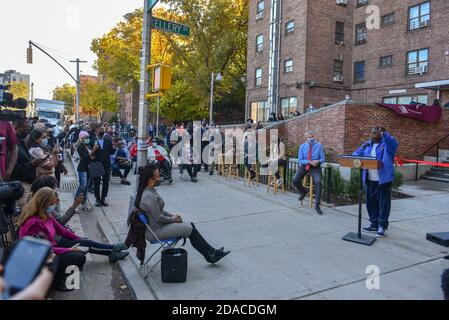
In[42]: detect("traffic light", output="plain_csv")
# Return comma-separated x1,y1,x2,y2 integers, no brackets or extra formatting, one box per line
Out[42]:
27,46,33,64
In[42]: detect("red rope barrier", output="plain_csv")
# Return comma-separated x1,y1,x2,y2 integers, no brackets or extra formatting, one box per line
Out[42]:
395,157,449,168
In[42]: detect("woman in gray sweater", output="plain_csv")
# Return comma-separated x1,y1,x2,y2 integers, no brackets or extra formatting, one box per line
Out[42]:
135,163,230,264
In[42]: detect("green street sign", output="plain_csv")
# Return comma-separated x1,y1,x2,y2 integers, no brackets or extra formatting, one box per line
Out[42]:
151,17,190,37
147,0,158,10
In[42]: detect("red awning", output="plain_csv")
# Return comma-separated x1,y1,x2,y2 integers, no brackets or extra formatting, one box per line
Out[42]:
377,103,442,123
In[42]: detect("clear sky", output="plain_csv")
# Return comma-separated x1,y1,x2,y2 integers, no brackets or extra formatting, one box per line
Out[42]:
1,0,144,99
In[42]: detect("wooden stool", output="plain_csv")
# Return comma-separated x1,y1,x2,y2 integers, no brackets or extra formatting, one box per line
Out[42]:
267,166,285,195
218,153,225,176
244,163,259,187
302,173,314,208
226,164,239,180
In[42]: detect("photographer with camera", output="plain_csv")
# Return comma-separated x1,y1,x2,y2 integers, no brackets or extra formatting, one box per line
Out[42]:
26,128,59,179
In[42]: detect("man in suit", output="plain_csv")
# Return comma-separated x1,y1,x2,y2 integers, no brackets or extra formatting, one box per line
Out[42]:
92,126,116,207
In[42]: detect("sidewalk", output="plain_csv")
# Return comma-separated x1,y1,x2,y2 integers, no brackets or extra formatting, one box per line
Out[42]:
95,169,449,300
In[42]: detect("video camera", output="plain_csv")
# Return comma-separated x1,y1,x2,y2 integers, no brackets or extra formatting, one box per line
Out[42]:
0,84,28,122
0,182,24,247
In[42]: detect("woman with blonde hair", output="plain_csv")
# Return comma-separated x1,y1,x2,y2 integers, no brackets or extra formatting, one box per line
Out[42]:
19,188,129,291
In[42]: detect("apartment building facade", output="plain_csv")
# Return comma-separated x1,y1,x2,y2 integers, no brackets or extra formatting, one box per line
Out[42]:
246,0,449,121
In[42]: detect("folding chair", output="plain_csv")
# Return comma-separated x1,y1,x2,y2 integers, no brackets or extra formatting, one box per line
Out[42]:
137,213,185,279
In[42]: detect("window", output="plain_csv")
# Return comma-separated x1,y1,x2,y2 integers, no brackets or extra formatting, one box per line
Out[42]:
409,2,430,31
250,101,269,122
383,95,428,105
281,97,298,117
257,1,264,14
255,68,263,87
354,61,365,82
334,60,343,79
380,55,393,67
256,34,263,53
382,13,395,26
355,23,367,45
284,59,293,73
286,20,295,35
335,22,345,44
357,0,368,7
407,48,428,75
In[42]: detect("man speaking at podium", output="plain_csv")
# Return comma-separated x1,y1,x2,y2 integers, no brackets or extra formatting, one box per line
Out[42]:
353,127,398,239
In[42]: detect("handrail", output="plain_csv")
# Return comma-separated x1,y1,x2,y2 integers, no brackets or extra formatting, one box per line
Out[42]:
419,132,449,158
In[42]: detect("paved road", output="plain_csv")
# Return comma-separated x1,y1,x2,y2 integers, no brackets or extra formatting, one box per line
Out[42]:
94,168,449,300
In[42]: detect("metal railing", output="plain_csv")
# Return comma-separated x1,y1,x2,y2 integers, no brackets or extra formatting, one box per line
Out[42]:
415,132,449,180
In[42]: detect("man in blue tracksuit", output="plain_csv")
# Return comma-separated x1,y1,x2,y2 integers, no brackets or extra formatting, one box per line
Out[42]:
353,127,398,238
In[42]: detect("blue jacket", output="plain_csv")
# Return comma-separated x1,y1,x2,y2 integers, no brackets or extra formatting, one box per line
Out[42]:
352,131,399,185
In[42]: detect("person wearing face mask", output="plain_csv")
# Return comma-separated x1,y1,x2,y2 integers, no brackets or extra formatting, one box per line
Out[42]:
26,128,60,179
148,139,172,182
75,131,97,211
111,138,132,186
10,120,45,209
353,127,398,239
91,126,116,207
17,188,129,291
292,131,326,215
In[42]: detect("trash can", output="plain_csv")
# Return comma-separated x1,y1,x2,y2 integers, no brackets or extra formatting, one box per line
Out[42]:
161,248,188,283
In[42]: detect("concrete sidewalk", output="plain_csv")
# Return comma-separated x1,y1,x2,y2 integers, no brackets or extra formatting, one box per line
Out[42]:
95,170,449,300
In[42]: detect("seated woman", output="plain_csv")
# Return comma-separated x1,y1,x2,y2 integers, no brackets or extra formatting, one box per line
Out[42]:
18,188,129,290
26,128,60,179
29,176,82,226
135,164,230,264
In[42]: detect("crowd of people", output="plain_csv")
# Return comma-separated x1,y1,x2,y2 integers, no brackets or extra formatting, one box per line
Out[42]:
1,115,448,300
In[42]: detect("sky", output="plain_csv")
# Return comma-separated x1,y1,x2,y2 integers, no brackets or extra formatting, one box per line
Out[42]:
1,0,145,99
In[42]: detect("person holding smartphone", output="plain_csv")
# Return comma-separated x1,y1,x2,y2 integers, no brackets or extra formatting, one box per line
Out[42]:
17,188,129,290
26,128,59,179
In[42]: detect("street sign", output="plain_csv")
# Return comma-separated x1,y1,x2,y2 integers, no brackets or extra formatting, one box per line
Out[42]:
147,0,158,11
151,17,190,37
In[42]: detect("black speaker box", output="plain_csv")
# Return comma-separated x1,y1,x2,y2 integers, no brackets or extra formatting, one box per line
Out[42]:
426,232,449,247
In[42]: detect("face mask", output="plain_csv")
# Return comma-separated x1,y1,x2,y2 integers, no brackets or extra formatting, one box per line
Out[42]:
46,205,57,214
83,138,90,145
308,138,315,143
98,132,105,138
42,138,48,146
153,143,157,148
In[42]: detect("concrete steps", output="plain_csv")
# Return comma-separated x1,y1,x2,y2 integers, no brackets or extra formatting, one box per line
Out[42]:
421,158,449,183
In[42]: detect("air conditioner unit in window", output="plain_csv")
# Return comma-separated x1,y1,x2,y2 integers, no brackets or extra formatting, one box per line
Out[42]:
256,12,264,21
419,20,429,28
334,75,344,82
415,65,428,75
336,0,348,5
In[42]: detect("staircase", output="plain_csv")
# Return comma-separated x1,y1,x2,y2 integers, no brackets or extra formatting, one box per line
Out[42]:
421,156,449,183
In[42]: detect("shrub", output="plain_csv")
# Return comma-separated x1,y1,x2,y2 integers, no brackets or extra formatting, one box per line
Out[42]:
393,171,404,192
331,167,346,196
345,169,362,199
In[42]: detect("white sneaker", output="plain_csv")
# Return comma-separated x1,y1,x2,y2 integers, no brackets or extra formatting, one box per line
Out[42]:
276,178,284,187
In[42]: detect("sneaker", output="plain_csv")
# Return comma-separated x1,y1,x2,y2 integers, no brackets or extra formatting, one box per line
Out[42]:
298,191,309,202
315,206,323,215
276,178,284,187
376,227,385,238
362,224,378,232
113,243,129,252
108,251,129,263
95,200,102,207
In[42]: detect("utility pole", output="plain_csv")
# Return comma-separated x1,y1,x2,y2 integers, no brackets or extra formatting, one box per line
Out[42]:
70,58,87,124
136,0,155,178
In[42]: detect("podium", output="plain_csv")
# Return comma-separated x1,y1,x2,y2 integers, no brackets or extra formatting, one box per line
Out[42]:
339,155,382,246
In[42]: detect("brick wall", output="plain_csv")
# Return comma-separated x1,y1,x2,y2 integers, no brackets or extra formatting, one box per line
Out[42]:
275,102,449,161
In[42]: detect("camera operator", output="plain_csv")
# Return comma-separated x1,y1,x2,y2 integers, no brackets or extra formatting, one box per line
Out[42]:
10,120,45,210
0,120,19,182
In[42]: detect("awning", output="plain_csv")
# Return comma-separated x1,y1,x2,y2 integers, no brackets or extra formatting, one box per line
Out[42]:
377,103,442,123
415,79,449,90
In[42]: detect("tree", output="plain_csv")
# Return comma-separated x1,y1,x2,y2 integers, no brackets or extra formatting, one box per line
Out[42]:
8,81,29,100
80,80,119,121
160,0,248,121
52,84,76,115
91,8,174,92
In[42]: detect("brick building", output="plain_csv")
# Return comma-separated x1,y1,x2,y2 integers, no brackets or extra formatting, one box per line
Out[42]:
246,0,449,121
